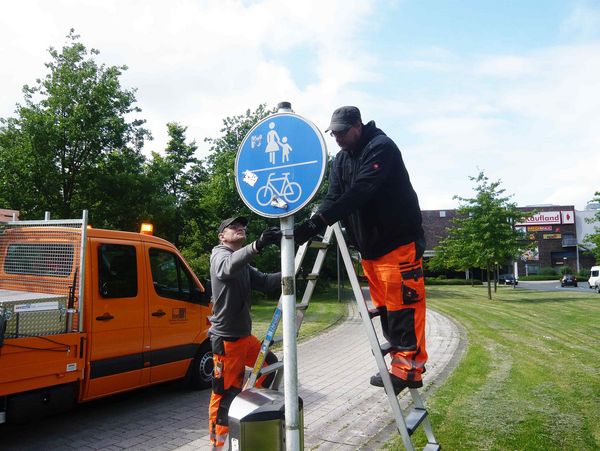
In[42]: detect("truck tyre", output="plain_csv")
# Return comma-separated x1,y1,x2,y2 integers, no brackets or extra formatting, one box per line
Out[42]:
189,340,213,389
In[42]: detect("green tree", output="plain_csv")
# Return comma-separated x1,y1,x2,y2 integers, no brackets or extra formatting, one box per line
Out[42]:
0,29,150,219
429,172,529,300
180,105,276,278
145,123,198,245
583,191,600,262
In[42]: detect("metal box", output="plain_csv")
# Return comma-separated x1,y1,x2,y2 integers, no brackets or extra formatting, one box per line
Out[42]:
0,289,67,337
228,387,303,450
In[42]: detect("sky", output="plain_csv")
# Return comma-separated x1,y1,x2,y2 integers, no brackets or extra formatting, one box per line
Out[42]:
1,0,600,211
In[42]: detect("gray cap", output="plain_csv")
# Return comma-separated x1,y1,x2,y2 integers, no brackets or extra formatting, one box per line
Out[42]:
325,106,362,132
218,216,248,233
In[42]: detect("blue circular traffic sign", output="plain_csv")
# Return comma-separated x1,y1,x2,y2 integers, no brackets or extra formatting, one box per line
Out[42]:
235,112,327,218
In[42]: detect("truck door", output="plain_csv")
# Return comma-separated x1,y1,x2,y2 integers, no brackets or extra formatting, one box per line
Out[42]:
85,240,146,399
145,245,203,383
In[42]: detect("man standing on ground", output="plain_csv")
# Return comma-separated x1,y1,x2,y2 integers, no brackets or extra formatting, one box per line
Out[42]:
294,106,427,394
208,216,281,450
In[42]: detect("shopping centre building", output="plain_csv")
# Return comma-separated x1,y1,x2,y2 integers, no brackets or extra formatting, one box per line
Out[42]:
422,203,599,277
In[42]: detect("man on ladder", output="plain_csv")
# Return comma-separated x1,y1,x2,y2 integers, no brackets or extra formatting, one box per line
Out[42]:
294,106,427,394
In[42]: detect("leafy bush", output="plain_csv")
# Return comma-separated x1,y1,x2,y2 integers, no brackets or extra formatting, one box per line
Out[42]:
425,278,482,286
539,267,558,276
559,266,573,275
578,269,591,278
519,275,560,281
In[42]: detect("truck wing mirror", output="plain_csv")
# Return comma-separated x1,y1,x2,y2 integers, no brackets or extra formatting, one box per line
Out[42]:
192,279,212,305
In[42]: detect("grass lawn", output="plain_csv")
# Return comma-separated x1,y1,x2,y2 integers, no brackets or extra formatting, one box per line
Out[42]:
385,285,600,450
250,287,349,344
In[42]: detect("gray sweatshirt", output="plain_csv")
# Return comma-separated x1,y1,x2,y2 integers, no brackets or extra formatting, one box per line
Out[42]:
209,243,281,338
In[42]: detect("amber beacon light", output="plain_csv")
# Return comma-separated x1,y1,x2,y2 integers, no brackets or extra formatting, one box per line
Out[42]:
140,223,154,235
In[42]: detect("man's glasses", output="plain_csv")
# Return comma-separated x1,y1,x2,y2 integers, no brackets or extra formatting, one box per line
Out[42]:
329,128,350,138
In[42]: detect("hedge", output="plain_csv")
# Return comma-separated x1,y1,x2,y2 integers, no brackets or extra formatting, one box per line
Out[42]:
425,278,483,286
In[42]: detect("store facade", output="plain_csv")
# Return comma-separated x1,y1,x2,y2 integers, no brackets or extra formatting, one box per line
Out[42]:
422,204,597,277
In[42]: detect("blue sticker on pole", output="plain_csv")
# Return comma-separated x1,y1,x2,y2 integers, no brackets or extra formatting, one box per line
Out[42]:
235,112,327,218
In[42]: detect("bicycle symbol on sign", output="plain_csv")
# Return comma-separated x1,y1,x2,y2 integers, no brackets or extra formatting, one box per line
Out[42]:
256,172,302,206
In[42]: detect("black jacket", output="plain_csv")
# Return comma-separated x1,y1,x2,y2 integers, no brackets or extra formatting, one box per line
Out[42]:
319,121,424,260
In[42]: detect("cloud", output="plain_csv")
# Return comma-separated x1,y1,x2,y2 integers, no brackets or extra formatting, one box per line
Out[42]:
0,0,380,157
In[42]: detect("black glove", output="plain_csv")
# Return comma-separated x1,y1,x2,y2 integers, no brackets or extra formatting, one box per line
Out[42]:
294,214,327,245
255,227,282,251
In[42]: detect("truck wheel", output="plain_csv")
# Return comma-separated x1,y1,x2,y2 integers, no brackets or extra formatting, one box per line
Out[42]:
189,341,213,389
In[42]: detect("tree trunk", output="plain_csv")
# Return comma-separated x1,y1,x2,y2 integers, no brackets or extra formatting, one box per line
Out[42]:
487,263,492,300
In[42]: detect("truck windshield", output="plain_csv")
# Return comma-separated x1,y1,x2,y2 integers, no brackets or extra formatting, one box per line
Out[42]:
4,243,74,278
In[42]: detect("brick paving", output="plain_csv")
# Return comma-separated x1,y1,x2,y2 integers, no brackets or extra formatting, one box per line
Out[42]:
1,293,464,451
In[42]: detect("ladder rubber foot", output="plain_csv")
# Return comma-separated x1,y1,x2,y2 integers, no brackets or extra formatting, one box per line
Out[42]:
405,407,428,435
423,443,441,451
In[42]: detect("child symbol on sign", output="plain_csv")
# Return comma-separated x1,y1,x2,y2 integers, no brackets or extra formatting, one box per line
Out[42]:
281,136,292,163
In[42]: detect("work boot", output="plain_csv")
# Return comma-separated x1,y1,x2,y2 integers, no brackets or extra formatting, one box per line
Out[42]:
370,372,423,395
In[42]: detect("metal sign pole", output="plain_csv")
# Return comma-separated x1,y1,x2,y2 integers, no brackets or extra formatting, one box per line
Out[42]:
234,101,326,450
281,215,300,450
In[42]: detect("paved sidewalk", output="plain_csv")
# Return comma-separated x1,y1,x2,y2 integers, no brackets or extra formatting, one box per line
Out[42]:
192,294,464,450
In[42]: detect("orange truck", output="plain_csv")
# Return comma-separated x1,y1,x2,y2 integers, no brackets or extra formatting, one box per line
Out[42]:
0,212,213,423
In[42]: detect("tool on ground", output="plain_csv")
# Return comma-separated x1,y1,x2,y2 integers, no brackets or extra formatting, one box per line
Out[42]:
246,222,441,451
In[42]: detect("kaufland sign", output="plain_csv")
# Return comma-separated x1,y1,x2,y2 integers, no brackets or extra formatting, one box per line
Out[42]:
516,210,575,226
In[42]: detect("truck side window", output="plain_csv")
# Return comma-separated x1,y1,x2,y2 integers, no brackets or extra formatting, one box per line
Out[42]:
149,248,196,302
98,244,138,298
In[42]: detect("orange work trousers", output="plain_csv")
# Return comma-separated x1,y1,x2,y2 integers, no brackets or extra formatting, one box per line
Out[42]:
208,334,276,449
361,241,428,383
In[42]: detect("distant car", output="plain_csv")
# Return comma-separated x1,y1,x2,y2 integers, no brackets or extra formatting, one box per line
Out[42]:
499,274,518,285
560,274,578,287
588,266,600,289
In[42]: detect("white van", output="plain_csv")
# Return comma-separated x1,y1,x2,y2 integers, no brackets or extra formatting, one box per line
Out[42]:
588,266,600,289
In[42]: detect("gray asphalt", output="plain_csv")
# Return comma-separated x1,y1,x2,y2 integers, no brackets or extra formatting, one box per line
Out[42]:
517,280,599,293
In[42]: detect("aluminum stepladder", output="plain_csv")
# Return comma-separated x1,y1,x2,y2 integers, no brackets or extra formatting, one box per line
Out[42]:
243,225,335,391
244,222,440,451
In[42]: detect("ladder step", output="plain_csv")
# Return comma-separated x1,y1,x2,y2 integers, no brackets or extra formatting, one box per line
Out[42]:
405,407,428,435
296,303,309,310
309,239,329,249
380,341,417,356
258,361,284,377
423,443,441,451
271,336,283,345
306,273,319,280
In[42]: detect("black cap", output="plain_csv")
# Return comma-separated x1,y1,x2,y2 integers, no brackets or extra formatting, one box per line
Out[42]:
218,216,248,233
325,106,362,132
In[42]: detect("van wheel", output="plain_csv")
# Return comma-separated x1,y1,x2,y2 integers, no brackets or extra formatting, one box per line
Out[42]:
190,341,213,390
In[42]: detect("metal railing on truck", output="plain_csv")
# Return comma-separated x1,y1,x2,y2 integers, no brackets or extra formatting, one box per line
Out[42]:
0,211,88,341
